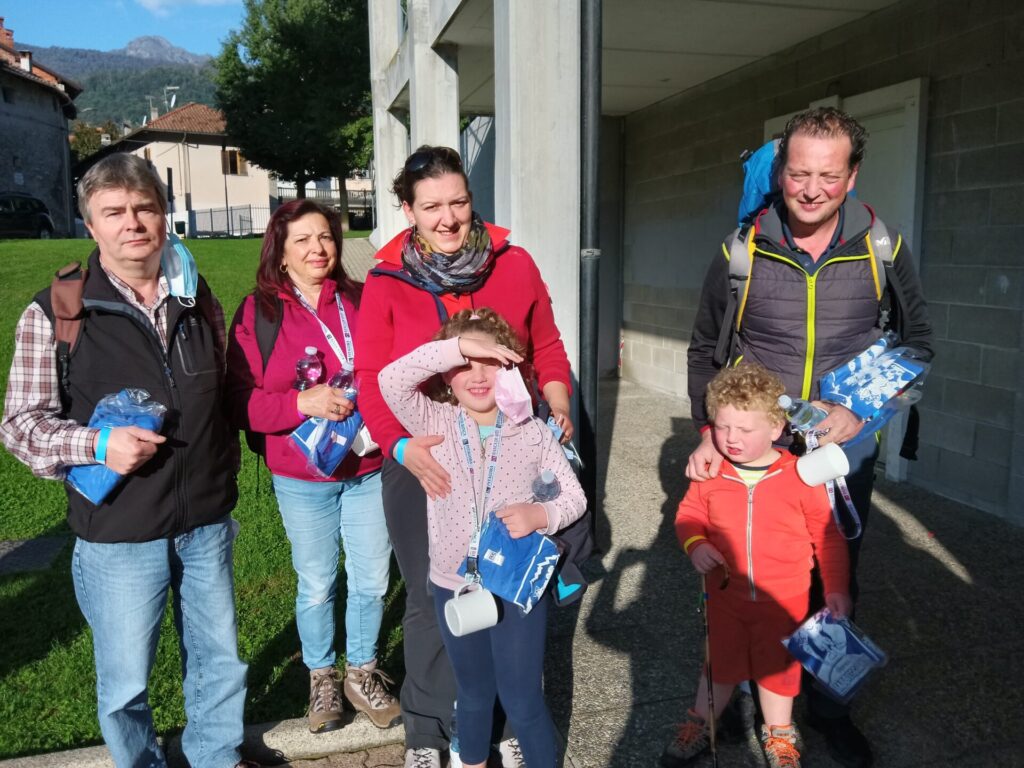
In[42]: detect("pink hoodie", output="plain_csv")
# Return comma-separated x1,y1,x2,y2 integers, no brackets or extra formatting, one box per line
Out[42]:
379,338,586,590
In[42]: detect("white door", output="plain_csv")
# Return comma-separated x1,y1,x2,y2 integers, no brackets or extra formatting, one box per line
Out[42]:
765,79,929,480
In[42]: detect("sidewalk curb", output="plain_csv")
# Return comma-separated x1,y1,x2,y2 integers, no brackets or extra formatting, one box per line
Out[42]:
0,715,581,768
0,715,404,767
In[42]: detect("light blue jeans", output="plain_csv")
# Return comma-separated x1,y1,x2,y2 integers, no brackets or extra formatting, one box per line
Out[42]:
272,470,390,669
71,517,247,768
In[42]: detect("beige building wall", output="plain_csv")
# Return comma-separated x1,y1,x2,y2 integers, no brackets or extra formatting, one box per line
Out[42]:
129,140,276,229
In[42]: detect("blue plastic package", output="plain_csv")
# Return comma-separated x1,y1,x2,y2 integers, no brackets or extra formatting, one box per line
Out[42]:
458,510,561,614
782,608,888,704
290,412,363,479
819,334,930,447
66,388,167,505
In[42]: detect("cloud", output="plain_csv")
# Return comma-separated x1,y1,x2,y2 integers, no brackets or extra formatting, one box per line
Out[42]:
135,0,240,16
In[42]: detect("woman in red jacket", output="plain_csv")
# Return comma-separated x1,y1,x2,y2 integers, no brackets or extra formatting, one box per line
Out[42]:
355,146,573,768
226,200,399,736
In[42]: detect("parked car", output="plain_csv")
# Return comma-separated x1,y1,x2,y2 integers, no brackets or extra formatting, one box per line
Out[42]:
0,192,55,238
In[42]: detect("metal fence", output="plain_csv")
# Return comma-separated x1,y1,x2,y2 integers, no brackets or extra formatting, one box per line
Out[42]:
276,187,375,211
274,187,375,229
188,205,273,238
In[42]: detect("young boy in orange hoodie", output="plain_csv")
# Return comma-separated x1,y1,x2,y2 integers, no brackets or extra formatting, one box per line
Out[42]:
661,363,852,768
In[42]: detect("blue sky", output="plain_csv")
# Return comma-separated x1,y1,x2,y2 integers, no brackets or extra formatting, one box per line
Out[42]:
3,0,245,56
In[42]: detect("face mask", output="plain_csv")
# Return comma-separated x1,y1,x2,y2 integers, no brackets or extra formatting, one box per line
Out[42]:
161,230,198,306
494,365,533,424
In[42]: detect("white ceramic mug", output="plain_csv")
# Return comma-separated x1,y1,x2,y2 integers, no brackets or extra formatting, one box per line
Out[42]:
796,442,850,486
444,583,498,637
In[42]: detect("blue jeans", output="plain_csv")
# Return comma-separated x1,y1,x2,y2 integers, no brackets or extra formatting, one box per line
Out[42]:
71,517,247,768
433,587,557,768
273,470,390,669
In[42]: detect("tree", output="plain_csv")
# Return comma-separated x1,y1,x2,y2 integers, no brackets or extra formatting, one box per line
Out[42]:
70,120,122,164
214,0,371,212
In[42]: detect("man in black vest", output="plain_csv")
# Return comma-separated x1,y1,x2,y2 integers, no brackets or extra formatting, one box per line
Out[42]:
682,108,932,768
0,154,256,768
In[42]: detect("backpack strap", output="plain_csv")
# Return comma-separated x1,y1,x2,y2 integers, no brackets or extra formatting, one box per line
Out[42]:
254,295,283,373
49,262,87,411
712,226,755,366
865,217,906,336
369,266,450,324
865,218,893,297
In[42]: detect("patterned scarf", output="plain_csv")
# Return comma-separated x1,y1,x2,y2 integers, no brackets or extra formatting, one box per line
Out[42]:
401,213,495,295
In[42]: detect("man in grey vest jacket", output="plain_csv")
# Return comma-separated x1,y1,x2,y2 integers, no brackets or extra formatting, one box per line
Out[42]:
0,154,258,768
685,108,932,768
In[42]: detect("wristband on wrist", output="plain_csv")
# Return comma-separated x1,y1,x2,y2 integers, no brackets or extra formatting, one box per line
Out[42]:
95,427,112,464
683,534,708,555
393,437,409,465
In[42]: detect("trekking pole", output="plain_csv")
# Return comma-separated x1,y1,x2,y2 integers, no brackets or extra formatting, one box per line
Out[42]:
699,573,719,768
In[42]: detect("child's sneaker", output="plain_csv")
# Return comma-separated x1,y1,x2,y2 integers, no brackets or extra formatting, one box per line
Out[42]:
760,723,802,768
660,709,710,768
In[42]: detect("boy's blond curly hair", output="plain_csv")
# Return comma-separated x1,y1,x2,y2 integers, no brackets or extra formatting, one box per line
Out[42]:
429,307,525,405
706,363,786,425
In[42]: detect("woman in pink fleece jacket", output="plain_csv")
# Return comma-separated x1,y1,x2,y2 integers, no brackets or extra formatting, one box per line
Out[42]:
226,200,398,736
379,309,585,768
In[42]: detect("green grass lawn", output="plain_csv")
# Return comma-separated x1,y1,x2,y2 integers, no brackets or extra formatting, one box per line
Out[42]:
0,237,404,759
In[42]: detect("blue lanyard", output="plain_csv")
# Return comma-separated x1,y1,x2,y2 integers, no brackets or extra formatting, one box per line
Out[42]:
457,410,504,579
293,289,354,366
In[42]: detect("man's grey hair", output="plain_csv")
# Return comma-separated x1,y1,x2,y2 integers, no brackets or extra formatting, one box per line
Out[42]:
77,153,168,224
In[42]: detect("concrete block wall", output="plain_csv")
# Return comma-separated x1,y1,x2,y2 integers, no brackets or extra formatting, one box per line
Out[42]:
618,0,1024,521
0,72,73,236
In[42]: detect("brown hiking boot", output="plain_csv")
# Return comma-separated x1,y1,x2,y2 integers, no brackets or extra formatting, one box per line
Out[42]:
307,667,344,734
761,723,802,768
660,709,710,768
344,660,401,728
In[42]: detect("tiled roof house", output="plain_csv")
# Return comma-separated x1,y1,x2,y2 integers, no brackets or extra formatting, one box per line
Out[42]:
82,101,277,236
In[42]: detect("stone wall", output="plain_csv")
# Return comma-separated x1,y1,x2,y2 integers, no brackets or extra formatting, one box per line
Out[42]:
618,0,1024,521
0,70,72,235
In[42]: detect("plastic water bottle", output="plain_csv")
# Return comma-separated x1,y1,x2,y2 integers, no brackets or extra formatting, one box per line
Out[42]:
778,394,827,433
328,361,358,400
294,346,322,391
532,470,561,502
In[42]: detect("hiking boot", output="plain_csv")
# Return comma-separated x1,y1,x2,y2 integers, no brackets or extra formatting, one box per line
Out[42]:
805,713,874,768
405,747,442,768
307,667,344,734
496,737,524,768
659,709,710,768
344,660,401,728
760,724,802,768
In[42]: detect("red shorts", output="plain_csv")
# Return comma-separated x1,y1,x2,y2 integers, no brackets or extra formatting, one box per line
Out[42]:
705,589,808,697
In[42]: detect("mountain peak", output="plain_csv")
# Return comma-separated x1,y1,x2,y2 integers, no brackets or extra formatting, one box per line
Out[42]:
115,36,210,66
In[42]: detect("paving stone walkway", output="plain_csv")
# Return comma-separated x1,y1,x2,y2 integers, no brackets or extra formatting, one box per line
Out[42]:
0,535,68,575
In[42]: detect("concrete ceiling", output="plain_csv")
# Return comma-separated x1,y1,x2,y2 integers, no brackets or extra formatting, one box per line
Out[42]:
434,0,898,117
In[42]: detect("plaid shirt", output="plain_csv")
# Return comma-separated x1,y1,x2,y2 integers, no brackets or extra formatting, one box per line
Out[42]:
0,263,225,479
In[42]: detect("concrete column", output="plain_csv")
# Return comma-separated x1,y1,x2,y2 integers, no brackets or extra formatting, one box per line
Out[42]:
408,0,460,150
369,0,410,244
493,0,582,370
